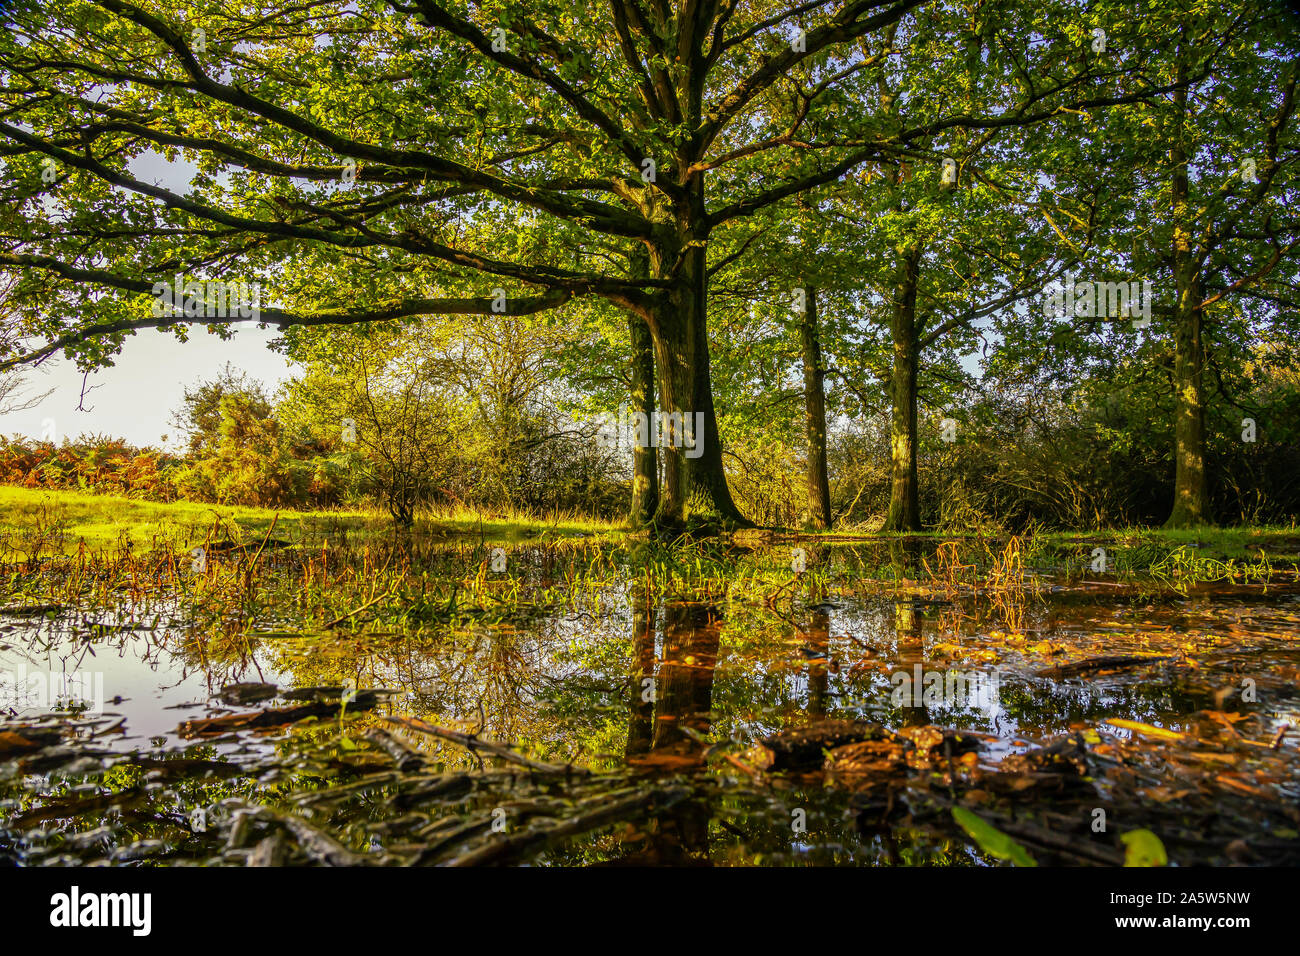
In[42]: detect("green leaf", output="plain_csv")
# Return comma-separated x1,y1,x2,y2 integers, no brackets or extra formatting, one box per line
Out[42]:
1121,829,1168,867
952,807,1037,867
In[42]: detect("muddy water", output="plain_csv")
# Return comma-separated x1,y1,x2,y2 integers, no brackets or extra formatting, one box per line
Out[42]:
2,542,1298,866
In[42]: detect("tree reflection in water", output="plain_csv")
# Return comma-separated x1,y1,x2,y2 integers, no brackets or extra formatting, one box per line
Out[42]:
619,601,720,864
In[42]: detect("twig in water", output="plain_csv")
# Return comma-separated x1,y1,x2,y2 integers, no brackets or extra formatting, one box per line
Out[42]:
383,715,590,776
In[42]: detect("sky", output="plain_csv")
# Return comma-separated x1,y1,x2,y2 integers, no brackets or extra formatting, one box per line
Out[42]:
1,150,299,449
0,326,297,450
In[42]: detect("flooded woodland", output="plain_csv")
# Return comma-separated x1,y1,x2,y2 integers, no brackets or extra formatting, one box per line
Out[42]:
3,526,1297,868
0,0,1298,918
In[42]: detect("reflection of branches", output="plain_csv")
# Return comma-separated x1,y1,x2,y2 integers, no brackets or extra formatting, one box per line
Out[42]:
385,715,588,776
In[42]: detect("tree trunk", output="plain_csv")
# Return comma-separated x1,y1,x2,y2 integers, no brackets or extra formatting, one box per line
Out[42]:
1168,272,1210,527
643,218,749,532
800,286,833,530
1165,45,1212,528
882,243,923,532
627,249,658,528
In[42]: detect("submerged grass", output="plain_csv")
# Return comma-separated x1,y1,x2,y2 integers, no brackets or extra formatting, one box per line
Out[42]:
1,486,1293,640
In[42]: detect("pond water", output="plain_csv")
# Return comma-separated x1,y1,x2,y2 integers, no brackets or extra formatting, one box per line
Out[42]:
2,539,1298,866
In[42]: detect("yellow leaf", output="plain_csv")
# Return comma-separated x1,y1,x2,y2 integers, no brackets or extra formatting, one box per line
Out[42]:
1104,718,1186,741
1121,829,1168,867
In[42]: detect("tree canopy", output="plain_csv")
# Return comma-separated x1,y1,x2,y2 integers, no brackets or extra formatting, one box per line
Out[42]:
2,0,1297,530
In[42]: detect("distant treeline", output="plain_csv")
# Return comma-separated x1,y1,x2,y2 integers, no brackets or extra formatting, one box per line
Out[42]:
4,341,1298,530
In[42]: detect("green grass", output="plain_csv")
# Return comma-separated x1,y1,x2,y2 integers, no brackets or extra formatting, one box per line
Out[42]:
788,521,1299,561
2,483,1295,563
0,485,623,553
1039,526,1300,562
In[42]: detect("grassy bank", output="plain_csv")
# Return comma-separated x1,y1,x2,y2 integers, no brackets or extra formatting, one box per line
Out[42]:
0,485,621,552
3,484,1297,565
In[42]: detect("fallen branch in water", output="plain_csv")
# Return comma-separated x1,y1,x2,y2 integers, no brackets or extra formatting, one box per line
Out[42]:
441,785,690,867
249,806,372,866
383,715,590,777
1036,655,1175,680
364,727,426,771
178,694,379,737
922,791,1125,866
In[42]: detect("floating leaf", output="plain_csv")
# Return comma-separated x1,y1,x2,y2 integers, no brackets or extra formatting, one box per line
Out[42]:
952,807,1037,867
1121,829,1168,867
1104,718,1186,741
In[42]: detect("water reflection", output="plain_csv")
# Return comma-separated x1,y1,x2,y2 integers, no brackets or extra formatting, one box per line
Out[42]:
3,541,1298,866
614,601,721,863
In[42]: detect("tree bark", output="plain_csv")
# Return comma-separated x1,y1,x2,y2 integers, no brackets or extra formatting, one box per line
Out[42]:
882,242,923,532
627,249,658,528
1166,44,1212,528
800,286,833,530
641,198,749,533
1168,271,1210,527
